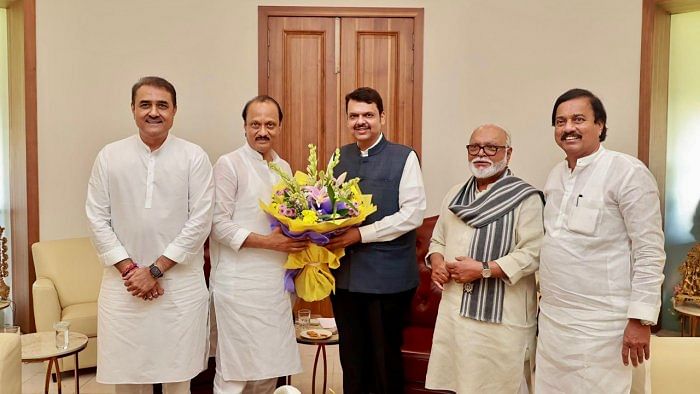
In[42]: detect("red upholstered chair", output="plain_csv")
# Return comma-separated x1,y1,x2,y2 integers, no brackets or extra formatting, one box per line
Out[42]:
401,216,450,393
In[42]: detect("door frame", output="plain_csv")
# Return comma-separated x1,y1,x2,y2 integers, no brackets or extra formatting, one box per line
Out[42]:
258,6,424,157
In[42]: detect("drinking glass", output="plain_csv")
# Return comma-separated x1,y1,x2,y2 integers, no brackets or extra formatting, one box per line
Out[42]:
297,309,311,329
54,321,70,350
1,325,20,334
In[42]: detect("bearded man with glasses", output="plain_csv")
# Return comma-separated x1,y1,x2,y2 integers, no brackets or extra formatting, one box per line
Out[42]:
424,124,544,393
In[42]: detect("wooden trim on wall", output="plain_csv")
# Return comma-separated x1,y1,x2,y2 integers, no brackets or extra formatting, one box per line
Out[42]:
6,0,37,333
657,0,700,13
23,0,38,334
258,6,424,158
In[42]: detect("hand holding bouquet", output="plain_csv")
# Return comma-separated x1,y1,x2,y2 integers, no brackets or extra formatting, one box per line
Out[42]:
261,145,376,301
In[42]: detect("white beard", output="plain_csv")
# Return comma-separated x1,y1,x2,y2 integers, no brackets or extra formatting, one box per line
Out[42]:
469,156,508,179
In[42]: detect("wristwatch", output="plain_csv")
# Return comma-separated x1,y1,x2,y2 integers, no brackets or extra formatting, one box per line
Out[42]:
640,320,654,326
481,261,492,278
149,263,163,279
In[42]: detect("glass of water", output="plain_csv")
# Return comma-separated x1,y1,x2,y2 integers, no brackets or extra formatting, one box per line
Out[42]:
1,325,20,334
54,321,70,350
297,309,311,329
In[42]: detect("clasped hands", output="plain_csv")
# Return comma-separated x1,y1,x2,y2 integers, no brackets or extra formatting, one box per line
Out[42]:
116,259,164,301
430,255,483,290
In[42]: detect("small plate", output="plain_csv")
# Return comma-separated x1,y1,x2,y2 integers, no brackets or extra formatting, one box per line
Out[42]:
300,329,332,340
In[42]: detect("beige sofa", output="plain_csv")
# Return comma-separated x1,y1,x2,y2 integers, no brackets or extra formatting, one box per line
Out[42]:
649,336,700,394
0,332,21,392
32,237,102,372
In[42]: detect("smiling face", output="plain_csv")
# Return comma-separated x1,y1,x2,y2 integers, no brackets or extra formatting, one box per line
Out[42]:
468,125,511,182
132,85,176,150
346,99,385,150
244,100,280,161
553,97,603,167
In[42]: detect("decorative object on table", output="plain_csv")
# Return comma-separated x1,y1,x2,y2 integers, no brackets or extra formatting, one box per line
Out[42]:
675,243,700,307
261,144,377,302
0,226,10,300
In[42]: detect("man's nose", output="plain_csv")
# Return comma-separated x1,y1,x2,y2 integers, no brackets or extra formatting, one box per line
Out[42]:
148,105,159,116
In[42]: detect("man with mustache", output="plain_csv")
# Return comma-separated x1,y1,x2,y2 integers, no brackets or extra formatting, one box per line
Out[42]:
536,89,665,393
424,124,543,393
86,76,214,393
326,87,426,393
209,95,305,393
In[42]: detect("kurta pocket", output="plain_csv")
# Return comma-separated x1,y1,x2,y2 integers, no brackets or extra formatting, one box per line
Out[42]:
567,205,600,235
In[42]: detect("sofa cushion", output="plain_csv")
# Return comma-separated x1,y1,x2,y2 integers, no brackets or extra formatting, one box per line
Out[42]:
61,302,98,337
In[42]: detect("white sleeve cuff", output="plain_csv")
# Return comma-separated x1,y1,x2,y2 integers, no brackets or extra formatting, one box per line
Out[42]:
358,225,375,244
627,302,660,324
231,229,252,251
100,246,130,267
495,256,523,286
163,244,190,265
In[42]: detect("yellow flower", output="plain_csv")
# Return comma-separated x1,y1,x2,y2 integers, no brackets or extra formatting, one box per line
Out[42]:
301,210,318,224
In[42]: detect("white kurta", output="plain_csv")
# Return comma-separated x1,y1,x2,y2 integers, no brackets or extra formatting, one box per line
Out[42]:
425,181,543,393
86,134,214,384
536,147,665,394
210,143,302,381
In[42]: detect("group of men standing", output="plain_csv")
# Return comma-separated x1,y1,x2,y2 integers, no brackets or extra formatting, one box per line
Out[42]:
85,76,664,394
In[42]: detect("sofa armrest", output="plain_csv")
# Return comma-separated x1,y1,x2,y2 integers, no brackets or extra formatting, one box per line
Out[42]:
32,277,62,331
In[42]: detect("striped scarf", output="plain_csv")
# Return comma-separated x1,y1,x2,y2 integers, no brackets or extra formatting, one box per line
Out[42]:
448,171,541,323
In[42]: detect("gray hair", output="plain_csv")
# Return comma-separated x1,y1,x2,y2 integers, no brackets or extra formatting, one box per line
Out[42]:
472,124,511,147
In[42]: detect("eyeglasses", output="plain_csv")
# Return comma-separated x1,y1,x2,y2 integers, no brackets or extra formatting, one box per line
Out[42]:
466,144,508,156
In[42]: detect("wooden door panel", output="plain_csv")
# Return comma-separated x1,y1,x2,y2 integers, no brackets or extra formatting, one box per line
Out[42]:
340,17,414,148
268,17,337,172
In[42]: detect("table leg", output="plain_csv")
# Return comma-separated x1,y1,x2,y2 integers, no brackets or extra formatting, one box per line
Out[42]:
321,344,327,394
75,352,80,393
55,358,63,394
44,359,54,394
681,316,687,336
311,345,322,394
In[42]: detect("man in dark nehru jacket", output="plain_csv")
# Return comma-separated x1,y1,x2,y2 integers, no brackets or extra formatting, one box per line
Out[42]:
326,86,426,394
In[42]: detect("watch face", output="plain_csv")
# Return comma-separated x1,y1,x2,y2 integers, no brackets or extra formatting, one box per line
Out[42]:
149,264,163,279
482,269,492,278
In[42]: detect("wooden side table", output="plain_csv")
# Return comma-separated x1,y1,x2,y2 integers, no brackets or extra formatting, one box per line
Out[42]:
287,327,339,394
673,301,700,336
21,331,88,394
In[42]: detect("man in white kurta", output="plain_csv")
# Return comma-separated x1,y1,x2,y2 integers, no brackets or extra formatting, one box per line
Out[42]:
86,77,214,393
210,96,304,393
425,125,543,393
536,89,665,394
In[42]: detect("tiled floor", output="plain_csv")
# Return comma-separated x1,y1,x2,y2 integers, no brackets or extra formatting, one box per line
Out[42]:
20,343,343,393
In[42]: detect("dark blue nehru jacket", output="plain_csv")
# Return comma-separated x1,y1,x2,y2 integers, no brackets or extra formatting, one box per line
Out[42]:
333,137,418,294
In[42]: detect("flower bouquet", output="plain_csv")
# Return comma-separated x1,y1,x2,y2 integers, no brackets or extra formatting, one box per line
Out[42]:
260,145,377,302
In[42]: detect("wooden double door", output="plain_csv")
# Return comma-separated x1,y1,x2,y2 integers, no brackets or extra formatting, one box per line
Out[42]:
259,7,424,172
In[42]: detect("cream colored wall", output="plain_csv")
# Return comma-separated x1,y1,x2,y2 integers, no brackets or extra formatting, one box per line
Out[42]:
35,0,643,240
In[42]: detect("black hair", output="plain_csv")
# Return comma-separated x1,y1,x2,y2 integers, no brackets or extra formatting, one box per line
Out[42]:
241,95,283,123
131,76,177,107
551,88,607,141
345,87,384,114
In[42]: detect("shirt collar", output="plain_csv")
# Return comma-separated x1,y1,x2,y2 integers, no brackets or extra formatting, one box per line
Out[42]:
359,133,384,157
243,141,279,163
136,133,172,155
572,145,605,170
